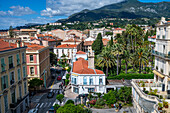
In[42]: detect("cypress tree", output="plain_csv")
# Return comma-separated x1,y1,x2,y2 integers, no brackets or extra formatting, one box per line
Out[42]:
109,36,113,46
92,33,103,55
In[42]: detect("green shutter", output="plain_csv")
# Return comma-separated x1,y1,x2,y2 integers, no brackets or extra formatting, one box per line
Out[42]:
23,67,26,77
17,54,20,65
5,75,8,88
1,58,5,71
1,77,4,90
18,69,21,80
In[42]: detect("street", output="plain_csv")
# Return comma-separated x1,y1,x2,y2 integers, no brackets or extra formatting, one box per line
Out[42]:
30,69,66,113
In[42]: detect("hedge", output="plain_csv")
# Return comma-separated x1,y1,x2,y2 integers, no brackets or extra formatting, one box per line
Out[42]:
107,73,154,80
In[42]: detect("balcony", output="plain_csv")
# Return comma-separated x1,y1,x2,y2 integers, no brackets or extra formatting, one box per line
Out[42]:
152,50,170,59
10,93,29,109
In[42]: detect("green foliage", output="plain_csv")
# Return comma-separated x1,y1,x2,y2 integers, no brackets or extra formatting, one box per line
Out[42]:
92,33,103,55
65,100,74,105
66,74,70,79
50,52,57,65
56,94,64,103
96,93,102,98
107,73,154,80
65,79,69,85
67,66,71,73
109,36,113,46
105,32,113,35
53,104,60,111
57,103,84,113
9,26,14,38
117,87,132,104
95,98,105,106
29,78,43,88
103,90,117,106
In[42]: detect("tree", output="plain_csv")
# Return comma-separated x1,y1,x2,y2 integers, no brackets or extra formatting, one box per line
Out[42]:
9,26,14,38
29,78,43,91
117,87,132,104
65,100,74,105
92,33,103,55
53,104,60,111
109,36,113,46
57,103,84,113
50,52,57,65
56,94,64,104
96,45,115,76
103,90,117,106
112,43,123,75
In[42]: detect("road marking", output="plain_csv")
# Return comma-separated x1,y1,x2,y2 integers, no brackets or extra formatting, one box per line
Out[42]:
52,102,56,106
48,102,51,107
50,80,55,88
36,103,40,108
44,103,48,107
39,103,44,108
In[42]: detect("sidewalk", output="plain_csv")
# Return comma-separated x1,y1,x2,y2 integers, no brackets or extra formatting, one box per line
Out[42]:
64,85,78,99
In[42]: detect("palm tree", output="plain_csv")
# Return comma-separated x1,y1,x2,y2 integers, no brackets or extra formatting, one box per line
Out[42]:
135,48,149,73
112,43,123,75
96,45,115,76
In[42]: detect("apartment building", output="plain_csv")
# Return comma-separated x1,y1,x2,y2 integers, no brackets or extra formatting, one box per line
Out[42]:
0,41,29,113
54,44,78,64
152,17,170,96
71,57,106,94
25,43,50,88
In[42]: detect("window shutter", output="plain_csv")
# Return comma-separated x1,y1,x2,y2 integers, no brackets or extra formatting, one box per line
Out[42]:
1,77,4,90
18,69,21,80
6,75,8,88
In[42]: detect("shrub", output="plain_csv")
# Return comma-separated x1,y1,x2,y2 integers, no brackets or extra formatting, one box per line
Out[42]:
65,100,74,105
66,74,70,80
107,73,154,80
94,105,104,109
65,79,69,85
89,100,96,105
53,104,60,111
95,98,105,106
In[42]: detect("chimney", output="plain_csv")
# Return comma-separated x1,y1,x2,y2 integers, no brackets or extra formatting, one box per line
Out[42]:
21,41,25,47
17,41,20,48
88,50,94,69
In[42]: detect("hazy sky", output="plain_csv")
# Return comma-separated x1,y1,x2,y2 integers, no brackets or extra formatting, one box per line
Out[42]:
0,0,169,29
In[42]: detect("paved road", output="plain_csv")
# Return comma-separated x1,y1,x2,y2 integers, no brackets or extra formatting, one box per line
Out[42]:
30,69,66,113
92,107,136,113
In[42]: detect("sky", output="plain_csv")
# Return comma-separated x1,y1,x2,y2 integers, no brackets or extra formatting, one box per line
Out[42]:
0,0,169,29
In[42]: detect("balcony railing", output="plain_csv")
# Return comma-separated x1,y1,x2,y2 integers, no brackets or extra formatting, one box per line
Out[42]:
152,50,170,59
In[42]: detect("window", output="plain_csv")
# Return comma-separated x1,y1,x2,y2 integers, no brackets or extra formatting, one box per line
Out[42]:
11,90,16,103
88,88,94,93
4,95,8,112
89,77,93,85
8,56,13,69
22,52,25,63
74,78,76,84
99,86,103,91
30,67,34,75
163,35,165,39
0,98,1,113
1,58,6,72
157,35,160,39
16,54,20,65
73,87,79,93
10,72,15,85
83,77,87,85
24,82,27,95
1,75,8,90
30,55,33,62
19,86,22,99
99,77,103,85
23,66,26,78
17,68,21,81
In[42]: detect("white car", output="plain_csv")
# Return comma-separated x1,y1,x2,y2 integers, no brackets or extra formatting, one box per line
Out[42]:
28,108,38,113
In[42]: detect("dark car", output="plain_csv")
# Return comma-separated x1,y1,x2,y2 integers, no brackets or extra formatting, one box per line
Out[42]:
47,90,54,98
57,76,62,81
48,106,56,113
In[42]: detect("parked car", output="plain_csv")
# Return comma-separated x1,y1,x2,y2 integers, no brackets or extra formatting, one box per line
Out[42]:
48,106,56,113
47,90,54,98
28,108,38,113
57,76,62,81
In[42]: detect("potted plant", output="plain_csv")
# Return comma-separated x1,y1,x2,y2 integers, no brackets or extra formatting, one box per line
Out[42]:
158,103,163,110
163,101,169,108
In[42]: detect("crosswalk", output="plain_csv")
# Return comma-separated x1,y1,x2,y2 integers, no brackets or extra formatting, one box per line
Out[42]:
37,102,57,108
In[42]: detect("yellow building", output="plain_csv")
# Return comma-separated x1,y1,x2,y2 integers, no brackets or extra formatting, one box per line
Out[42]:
0,40,29,113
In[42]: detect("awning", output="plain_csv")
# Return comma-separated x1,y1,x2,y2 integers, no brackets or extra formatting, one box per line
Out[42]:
153,70,165,78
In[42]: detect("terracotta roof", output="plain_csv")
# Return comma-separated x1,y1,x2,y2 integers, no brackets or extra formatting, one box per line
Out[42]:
63,38,81,42
0,40,18,51
76,51,86,54
12,29,20,31
148,35,156,39
43,38,56,42
37,34,44,37
20,29,37,32
73,58,104,74
102,39,110,46
56,44,77,48
30,37,37,40
44,34,53,37
24,43,45,51
114,28,125,31
84,41,93,46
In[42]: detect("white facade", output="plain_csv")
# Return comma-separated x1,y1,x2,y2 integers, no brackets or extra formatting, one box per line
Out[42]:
54,46,77,63
153,17,170,93
71,73,106,94
19,35,31,42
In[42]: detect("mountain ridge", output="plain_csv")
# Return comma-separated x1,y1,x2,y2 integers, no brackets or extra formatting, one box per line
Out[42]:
58,0,170,22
